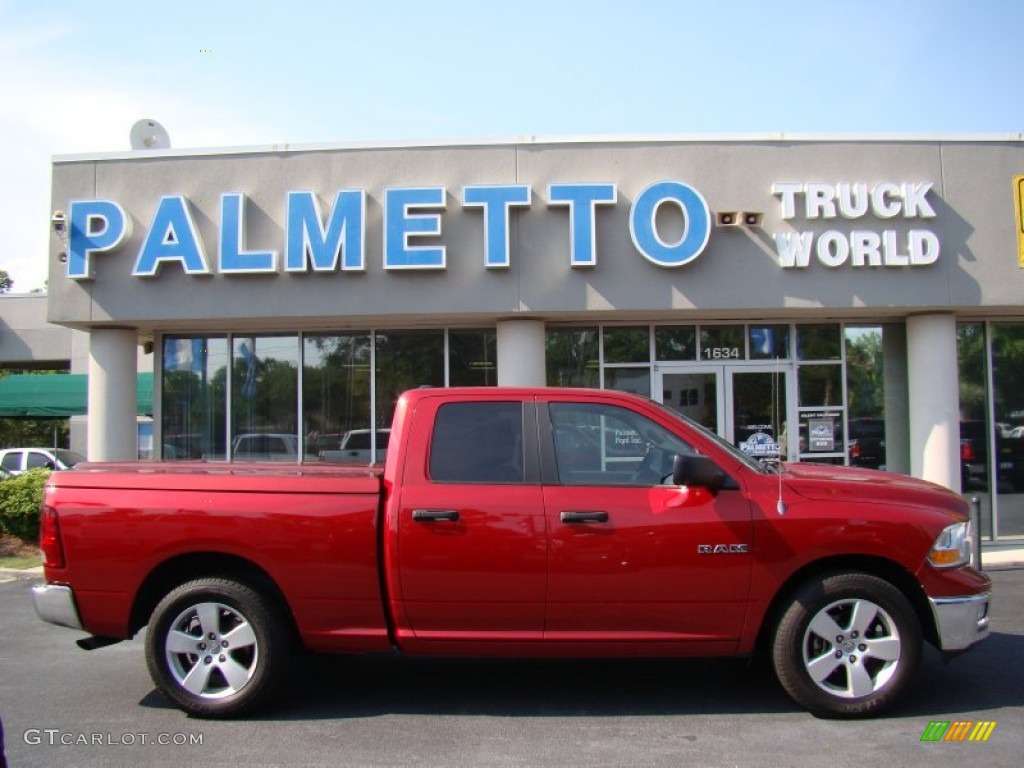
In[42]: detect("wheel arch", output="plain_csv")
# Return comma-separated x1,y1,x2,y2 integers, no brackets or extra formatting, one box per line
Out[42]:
755,555,938,653
130,552,299,642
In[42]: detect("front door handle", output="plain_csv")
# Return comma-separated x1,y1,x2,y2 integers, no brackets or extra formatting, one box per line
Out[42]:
412,509,461,522
560,510,609,524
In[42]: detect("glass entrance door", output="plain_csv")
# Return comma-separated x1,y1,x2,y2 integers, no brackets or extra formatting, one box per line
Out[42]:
656,364,792,461
728,369,789,461
657,370,724,435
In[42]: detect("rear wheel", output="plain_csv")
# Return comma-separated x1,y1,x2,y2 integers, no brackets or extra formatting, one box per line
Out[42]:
145,577,291,718
771,572,921,718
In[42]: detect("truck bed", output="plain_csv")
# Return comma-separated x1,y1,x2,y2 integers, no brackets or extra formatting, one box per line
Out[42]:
45,462,389,650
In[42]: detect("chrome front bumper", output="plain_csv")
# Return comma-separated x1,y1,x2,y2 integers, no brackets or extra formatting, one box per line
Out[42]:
929,592,991,651
31,584,84,630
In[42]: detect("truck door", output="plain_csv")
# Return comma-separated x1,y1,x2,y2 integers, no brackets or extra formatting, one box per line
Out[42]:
540,396,753,653
392,397,547,649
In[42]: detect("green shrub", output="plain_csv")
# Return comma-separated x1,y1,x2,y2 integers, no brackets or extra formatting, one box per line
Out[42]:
0,469,51,540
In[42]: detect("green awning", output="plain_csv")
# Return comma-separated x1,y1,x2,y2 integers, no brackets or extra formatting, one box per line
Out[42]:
0,373,153,417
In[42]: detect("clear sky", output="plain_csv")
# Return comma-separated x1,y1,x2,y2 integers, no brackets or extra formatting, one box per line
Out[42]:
2,0,1022,292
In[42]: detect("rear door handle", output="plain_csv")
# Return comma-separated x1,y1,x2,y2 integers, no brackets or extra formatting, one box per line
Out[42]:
412,509,461,522
560,510,609,524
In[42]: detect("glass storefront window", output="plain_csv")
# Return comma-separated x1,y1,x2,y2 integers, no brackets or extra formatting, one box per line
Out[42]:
798,409,845,456
157,322,878,484
448,329,497,386
303,334,371,458
163,328,484,464
798,364,843,408
749,325,790,360
992,324,1024,436
374,330,445,429
958,322,991,537
992,323,1024,536
956,320,1024,538
604,367,651,398
231,336,299,460
546,327,599,387
603,326,650,363
699,326,744,361
654,325,697,361
845,327,885,470
958,324,988,426
797,324,842,360
732,370,786,460
162,336,228,460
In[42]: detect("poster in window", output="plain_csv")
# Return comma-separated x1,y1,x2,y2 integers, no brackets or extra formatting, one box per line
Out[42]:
808,417,835,452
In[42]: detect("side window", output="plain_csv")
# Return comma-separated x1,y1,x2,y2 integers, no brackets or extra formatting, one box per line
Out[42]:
549,402,694,486
1,452,22,471
26,452,51,469
429,402,524,484
235,437,257,456
345,433,370,450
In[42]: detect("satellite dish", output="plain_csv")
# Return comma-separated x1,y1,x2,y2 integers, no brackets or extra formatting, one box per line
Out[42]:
129,119,171,150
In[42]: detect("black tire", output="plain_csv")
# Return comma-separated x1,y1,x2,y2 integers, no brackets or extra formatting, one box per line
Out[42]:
771,572,921,718
145,577,291,718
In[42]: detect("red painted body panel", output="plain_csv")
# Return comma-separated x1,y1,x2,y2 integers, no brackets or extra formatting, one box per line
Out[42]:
45,464,389,651
41,387,991,662
392,393,547,640
542,483,750,650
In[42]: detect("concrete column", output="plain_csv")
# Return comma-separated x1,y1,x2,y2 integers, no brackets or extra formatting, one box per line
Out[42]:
882,323,910,475
88,328,138,461
496,319,546,386
68,329,92,456
906,314,960,491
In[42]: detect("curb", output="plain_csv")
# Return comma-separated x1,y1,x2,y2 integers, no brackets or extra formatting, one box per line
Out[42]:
979,549,1024,571
0,566,43,583
984,562,1024,571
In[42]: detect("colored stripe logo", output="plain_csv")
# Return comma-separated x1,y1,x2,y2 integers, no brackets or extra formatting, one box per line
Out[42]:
920,721,997,742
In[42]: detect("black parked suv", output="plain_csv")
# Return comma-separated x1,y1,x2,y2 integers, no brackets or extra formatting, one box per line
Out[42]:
848,417,886,469
960,420,1024,491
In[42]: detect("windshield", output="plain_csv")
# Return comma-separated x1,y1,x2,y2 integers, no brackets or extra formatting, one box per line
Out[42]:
649,399,768,473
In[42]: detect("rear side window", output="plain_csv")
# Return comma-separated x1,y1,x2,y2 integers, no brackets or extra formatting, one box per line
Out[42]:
429,402,524,483
1,452,22,471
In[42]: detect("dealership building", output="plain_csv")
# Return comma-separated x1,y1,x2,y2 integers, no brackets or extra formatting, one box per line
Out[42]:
45,134,1024,541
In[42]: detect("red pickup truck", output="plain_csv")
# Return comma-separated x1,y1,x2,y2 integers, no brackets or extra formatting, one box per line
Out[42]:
32,387,991,719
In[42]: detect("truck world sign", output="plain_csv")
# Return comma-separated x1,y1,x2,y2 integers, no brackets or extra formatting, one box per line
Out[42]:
771,181,939,269
64,179,938,279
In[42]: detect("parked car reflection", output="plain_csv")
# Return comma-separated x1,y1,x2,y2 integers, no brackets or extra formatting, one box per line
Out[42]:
848,417,886,470
0,447,84,475
960,420,1024,492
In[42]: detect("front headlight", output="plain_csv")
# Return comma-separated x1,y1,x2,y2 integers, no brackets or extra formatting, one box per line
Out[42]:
928,521,970,568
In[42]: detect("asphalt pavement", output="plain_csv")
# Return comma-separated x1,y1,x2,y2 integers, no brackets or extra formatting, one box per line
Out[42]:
1,568,1022,768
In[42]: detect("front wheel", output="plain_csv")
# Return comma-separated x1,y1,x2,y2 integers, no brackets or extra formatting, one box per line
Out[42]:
771,572,922,718
145,577,291,718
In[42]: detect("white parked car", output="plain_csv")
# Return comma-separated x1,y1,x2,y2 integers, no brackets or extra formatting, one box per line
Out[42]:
319,429,391,463
230,433,300,461
0,447,85,475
